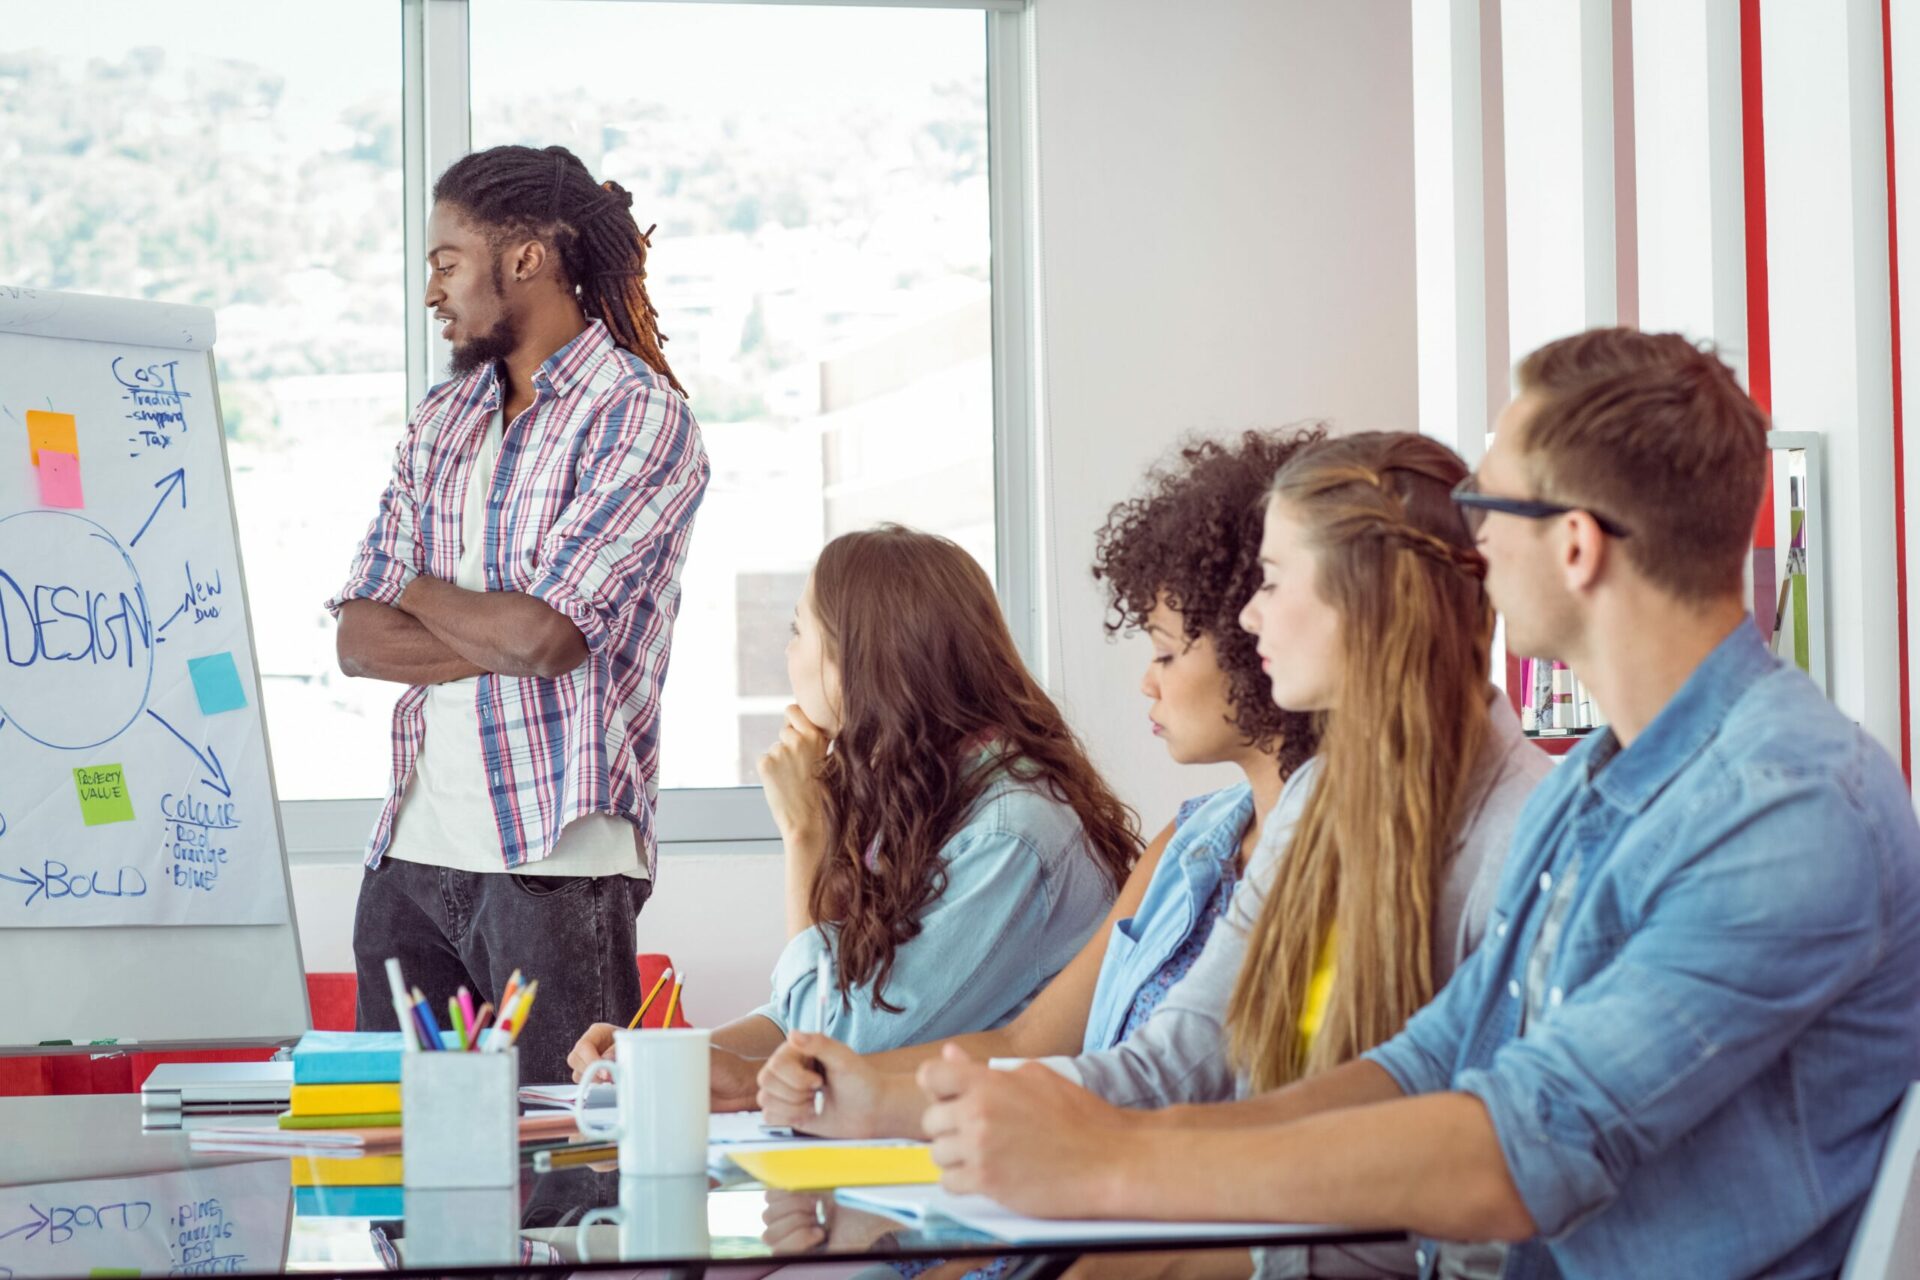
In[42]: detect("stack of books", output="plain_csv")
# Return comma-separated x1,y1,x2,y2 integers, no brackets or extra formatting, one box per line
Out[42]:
285,1030,412,1130
284,1036,412,1128
291,1154,405,1219
282,1031,412,1214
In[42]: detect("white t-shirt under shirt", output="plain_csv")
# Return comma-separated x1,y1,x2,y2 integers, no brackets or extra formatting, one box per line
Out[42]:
385,408,647,880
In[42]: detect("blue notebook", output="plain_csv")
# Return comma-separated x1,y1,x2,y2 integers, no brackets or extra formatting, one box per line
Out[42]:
294,1184,404,1218
291,1030,453,1083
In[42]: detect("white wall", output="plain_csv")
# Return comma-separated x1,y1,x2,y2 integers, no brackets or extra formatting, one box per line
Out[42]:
1500,0,1619,363
1031,0,1418,828
1761,0,1901,757
1629,0,1747,371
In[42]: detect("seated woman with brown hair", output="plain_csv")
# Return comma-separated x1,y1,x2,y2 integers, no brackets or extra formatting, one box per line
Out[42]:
568,524,1138,1107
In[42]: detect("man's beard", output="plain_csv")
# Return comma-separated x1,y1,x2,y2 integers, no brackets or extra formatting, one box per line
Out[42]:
448,310,521,378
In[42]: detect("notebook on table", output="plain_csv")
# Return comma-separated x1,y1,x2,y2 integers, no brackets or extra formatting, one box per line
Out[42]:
837,1185,1371,1246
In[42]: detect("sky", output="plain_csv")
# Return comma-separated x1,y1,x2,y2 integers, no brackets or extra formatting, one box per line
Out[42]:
7,1,985,120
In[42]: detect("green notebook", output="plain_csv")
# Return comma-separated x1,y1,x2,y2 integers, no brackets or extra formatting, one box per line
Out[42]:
278,1110,403,1130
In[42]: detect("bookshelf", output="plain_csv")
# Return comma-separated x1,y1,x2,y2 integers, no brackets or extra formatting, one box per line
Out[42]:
1755,433,1828,696
1523,726,1596,757
1501,432,1827,753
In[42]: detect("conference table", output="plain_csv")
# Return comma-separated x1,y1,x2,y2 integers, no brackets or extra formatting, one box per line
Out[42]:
0,1096,1402,1280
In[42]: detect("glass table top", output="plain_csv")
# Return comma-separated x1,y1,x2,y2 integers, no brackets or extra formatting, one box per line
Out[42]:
0,1095,1397,1278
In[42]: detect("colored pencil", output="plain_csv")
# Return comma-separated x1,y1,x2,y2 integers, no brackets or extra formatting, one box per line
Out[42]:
412,987,446,1051
384,958,421,1052
505,980,538,1047
628,967,674,1030
813,952,833,1115
661,974,683,1030
532,1142,618,1172
467,1002,495,1051
497,969,524,1022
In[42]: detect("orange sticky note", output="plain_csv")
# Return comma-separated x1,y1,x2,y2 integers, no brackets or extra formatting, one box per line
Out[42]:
26,409,78,466
38,450,84,508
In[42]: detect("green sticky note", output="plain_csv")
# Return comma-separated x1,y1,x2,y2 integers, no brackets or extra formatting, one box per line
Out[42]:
74,764,136,826
91,1270,142,1277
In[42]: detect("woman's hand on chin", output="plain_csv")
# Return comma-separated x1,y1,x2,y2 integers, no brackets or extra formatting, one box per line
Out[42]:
758,703,832,845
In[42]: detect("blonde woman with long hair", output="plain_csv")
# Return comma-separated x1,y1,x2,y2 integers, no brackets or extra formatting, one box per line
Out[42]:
1223,431,1545,1098
917,431,1550,1279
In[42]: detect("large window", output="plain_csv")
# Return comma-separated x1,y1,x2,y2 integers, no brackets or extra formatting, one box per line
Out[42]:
3,0,1020,820
471,2,998,787
0,0,408,801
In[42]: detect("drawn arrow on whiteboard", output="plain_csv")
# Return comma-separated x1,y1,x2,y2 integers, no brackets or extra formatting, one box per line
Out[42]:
129,468,187,548
145,709,233,798
0,871,45,909
0,1203,52,1242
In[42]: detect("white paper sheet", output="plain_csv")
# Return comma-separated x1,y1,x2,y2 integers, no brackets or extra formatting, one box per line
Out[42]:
0,305,287,929
836,1185,1369,1245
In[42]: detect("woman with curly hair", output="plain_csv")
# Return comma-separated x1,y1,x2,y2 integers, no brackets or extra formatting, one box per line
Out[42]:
754,427,1326,1140
568,525,1137,1107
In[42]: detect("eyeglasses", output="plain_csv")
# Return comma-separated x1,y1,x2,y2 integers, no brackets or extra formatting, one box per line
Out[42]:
1450,476,1632,538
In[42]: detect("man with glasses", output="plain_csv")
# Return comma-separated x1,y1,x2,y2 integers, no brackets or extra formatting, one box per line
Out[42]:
913,329,1920,1280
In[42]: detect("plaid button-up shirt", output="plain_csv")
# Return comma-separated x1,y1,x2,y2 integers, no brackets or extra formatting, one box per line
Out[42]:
326,320,709,874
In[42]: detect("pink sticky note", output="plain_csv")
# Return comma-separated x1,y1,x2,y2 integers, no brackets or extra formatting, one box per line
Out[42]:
38,450,84,508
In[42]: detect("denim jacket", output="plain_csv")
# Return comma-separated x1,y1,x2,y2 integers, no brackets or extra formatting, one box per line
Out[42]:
1366,623,1920,1279
1081,784,1256,1054
752,768,1117,1053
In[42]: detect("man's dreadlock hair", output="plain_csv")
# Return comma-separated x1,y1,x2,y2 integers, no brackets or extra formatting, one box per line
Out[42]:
433,144,684,397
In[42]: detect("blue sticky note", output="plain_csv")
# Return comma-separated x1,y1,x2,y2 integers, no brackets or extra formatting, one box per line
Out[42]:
187,652,247,716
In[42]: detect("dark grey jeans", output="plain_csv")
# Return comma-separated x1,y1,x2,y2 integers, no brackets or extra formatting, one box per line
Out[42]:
351,857,652,1084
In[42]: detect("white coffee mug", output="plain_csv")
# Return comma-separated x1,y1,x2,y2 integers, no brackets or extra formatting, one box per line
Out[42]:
575,1173,711,1263
573,1027,710,1176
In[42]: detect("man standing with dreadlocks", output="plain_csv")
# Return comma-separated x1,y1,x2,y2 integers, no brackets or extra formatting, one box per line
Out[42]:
326,144,709,1082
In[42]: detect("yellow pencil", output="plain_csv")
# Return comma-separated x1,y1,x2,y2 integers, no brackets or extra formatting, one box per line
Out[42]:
505,980,539,1046
660,974,683,1029
628,967,675,1030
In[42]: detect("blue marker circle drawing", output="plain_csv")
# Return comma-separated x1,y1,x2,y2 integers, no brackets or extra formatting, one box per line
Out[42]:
0,510,156,750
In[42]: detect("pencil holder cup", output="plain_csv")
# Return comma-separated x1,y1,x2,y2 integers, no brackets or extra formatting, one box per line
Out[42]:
403,1048,518,1188
573,1028,709,1175
575,1174,711,1263
404,1186,521,1267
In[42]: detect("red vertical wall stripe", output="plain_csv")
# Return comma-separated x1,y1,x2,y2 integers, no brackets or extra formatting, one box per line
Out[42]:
1884,0,1912,779
1740,1,1777,589
1740,0,1772,415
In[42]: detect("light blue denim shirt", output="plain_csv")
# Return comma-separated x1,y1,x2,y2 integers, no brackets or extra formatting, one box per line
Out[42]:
1365,622,1920,1279
751,768,1118,1053
1081,784,1254,1054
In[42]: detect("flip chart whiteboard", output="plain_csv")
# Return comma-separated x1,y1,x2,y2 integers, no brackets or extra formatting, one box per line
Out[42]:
0,286,309,1050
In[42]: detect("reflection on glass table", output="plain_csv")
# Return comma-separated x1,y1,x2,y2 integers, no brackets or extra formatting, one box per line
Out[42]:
0,1096,1399,1279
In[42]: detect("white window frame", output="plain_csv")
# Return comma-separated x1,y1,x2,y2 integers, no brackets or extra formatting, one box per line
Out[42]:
282,0,1038,858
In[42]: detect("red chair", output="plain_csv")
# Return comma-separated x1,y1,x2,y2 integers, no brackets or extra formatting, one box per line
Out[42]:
0,958,684,1097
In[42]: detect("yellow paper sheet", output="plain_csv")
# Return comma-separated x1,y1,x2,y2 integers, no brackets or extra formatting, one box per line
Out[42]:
728,1145,942,1191
289,1155,404,1187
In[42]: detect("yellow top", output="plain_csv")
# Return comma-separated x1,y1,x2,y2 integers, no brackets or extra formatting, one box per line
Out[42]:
1298,926,1338,1050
